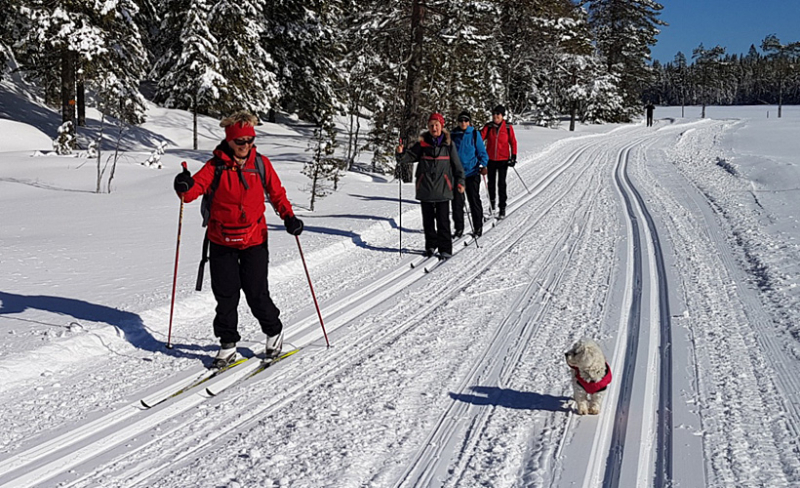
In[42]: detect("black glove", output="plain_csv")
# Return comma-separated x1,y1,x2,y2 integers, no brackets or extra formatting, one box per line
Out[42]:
284,215,304,236
508,155,517,167
174,166,194,193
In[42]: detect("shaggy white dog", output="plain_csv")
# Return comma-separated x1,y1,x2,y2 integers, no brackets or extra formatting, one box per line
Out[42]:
565,338,612,415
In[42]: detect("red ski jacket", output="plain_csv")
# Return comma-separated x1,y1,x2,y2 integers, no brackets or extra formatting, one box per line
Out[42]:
480,120,518,162
181,143,295,249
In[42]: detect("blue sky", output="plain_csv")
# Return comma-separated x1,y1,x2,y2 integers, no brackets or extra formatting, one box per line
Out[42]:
650,0,800,63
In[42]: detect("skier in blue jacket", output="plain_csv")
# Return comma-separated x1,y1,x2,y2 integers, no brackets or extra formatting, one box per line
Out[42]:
451,111,489,237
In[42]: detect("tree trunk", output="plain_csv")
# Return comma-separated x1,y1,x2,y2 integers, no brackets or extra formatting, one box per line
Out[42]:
399,0,425,183
76,64,86,127
61,49,76,142
569,101,576,132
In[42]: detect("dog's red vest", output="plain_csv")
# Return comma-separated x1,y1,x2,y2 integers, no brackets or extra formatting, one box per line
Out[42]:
571,362,612,394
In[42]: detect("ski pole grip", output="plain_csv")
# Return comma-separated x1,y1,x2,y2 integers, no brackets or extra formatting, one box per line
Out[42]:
181,161,187,170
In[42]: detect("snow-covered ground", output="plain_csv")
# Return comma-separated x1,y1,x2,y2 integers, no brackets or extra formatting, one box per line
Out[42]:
1,81,799,488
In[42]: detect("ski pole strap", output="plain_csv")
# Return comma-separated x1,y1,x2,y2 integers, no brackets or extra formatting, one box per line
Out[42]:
196,233,210,291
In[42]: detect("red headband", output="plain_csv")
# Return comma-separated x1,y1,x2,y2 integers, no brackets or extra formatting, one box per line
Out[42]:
225,123,256,142
428,113,445,126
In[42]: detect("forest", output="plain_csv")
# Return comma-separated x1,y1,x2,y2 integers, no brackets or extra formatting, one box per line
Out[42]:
0,0,797,171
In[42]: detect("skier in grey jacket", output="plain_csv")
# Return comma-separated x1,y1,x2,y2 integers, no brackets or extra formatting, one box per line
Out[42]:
396,113,465,258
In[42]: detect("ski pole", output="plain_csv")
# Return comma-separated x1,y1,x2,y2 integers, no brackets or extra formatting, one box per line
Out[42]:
512,166,532,194
482,174,494,217
166,162,188,349
295,235,330,347
462,189,479,249
398,136,404,256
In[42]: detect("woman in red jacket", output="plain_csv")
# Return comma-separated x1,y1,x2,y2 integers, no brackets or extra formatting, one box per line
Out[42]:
173,111,303,368
480,105,518,218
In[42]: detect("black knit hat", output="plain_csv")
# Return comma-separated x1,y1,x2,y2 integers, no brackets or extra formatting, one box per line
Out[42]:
457,110,471,122
492,104,506,116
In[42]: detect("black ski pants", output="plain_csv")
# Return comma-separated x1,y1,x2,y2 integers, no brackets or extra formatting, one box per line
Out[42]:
452,174,483,234
487,160,509,211
209,241,282,344
420,201,452,255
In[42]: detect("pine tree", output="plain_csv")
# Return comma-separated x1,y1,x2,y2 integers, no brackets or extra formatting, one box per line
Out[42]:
692,44,726,118
152,0,227,149
760,34,800,118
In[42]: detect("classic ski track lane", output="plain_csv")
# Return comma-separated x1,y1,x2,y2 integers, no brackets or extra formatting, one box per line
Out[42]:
20,133,598,487
592,135,669,488
611,137,674,488
395,145,610,488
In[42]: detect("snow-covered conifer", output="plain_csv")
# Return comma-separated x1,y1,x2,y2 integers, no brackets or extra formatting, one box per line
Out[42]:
152,0,226,149
209,0,280,115
588,0,664,119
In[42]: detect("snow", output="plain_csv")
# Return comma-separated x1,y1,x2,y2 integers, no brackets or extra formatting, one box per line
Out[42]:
1,76,800,487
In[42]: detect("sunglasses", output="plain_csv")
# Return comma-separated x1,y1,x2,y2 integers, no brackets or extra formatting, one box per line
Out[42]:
457,118,470,123
232,138,255,146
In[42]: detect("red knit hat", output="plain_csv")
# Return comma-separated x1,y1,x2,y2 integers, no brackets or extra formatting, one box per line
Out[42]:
428,113,445,127
225,122,257,142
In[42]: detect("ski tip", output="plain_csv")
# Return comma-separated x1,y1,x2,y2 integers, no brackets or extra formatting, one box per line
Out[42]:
140,399,152,409
205,387,216,397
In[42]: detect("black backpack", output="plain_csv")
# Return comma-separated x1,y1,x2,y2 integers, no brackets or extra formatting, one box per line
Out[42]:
195,153,270,291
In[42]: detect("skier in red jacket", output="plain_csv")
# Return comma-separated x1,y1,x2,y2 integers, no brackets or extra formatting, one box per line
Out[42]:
173,111,303,367
480,105,518,219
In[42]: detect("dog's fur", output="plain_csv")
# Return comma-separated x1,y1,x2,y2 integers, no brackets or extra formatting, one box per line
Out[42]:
565,338,609,415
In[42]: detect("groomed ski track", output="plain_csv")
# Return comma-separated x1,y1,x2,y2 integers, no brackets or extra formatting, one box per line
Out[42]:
2,118,800,487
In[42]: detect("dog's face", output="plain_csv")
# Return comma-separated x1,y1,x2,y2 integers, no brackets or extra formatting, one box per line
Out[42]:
565,339,604,370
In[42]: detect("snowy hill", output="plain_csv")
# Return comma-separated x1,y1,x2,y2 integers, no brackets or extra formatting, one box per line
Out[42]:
1,83,800,487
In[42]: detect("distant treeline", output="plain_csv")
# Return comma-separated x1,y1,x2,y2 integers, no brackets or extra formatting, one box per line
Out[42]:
645,37,800,109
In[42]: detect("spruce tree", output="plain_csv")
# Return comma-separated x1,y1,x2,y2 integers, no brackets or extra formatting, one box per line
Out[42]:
152,0,227,149
18,0,148,132
209,0,280,116
263,0,342,124
588,0,664,119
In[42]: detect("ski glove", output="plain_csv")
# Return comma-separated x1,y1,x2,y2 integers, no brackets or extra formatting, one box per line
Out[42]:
284,216,304,236
478,166,488,176
174,167,194,193
508,154,517,167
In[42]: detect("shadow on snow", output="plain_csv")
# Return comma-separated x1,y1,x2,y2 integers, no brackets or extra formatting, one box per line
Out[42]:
0,291,209,361
450,385,570,412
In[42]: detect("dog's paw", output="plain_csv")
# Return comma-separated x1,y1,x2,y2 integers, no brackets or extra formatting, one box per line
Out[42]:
588,404,601,415
576,402,589,415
